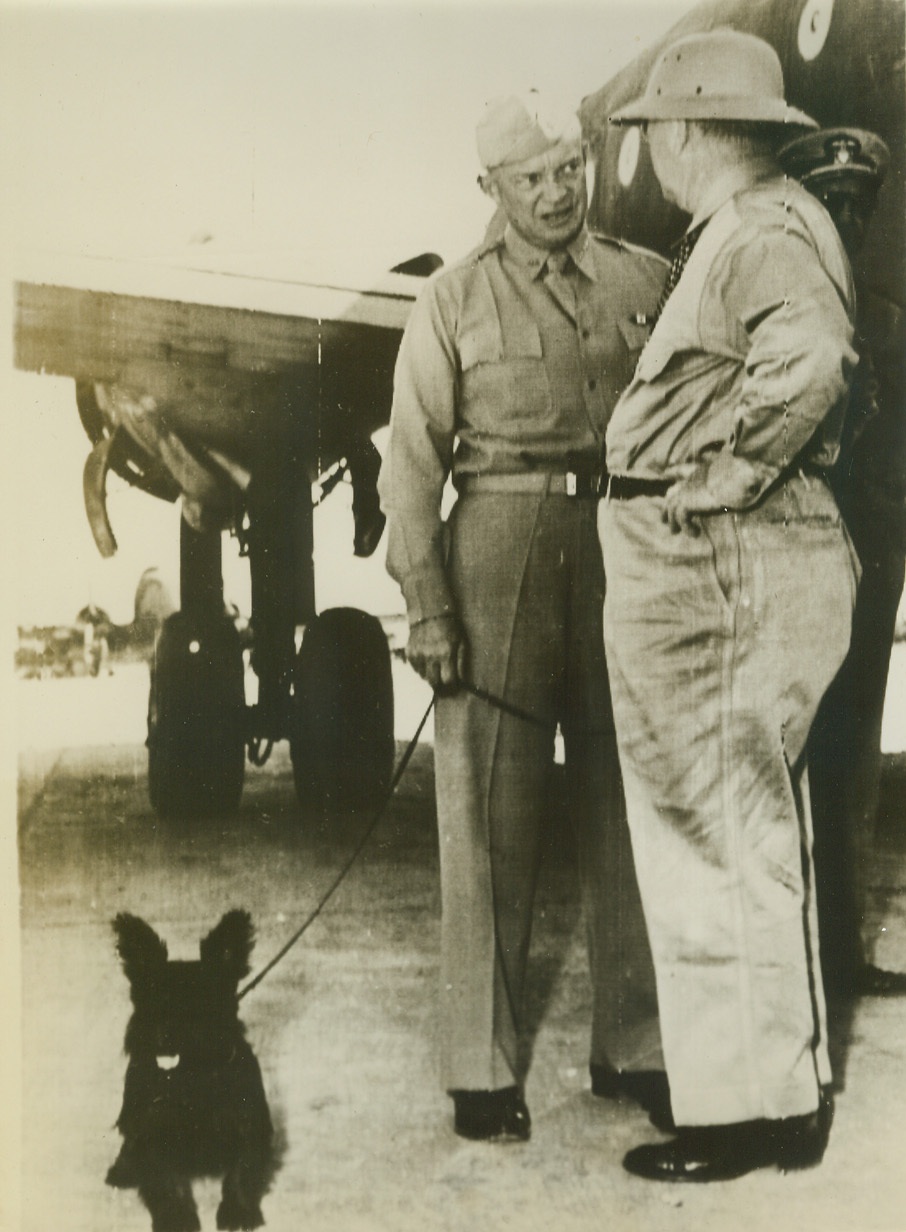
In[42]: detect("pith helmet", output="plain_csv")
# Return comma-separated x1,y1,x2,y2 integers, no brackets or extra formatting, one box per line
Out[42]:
779,127,890,190
477,90,582,171
610,29,817,128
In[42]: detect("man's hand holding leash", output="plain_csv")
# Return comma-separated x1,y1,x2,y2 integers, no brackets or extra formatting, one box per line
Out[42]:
406,613,467,694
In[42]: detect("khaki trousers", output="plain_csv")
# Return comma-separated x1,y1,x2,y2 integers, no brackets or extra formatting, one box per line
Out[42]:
599,478,859,1126
435,490,654,1092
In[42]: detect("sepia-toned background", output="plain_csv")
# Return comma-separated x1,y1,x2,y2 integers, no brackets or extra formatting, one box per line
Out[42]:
2,3,904,1230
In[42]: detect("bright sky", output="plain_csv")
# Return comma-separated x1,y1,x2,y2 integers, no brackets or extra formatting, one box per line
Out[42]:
1,0,687,627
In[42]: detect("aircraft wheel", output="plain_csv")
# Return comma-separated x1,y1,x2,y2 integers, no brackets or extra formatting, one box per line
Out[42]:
291,608,394,813
147,612,246,818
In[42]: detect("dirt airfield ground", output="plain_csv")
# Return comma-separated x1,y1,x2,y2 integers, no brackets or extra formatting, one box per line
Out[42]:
10,651,906,1232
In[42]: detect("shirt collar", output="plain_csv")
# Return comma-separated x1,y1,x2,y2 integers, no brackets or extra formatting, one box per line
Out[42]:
487,221,595,280
688,155,779,230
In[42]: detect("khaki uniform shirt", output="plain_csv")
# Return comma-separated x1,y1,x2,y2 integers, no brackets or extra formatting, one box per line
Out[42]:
379,223,666,623
606,165,857,500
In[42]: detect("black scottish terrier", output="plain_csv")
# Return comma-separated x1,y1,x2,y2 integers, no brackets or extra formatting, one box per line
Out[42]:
106,910,273,1231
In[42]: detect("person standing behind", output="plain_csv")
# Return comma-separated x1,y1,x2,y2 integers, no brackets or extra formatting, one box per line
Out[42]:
379,91,666,1141
600,31,860,1181
780,128,906,1000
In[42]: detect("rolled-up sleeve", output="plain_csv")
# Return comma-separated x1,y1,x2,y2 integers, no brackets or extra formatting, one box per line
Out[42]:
704,228,857,504
377,278,459,624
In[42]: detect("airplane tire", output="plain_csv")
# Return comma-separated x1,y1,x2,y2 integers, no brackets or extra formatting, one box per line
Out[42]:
147,612,246,819
291,608,394,814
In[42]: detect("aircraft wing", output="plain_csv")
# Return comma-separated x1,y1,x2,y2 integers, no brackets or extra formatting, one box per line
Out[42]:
14,249,433,455
13,248,439,553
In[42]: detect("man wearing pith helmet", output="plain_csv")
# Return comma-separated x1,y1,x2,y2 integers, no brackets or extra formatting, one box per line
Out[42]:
379,90,667,1141
780,127,906,1003
600,29,860,1180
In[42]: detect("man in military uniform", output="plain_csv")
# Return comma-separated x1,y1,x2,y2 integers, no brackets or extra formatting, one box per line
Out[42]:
601,32,859,1180
378,91,666,1141
780,127,906,1000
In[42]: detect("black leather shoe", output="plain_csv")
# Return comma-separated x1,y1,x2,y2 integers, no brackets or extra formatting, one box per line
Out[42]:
451,1086,531,1142
622,1092,833,1183
623,1126,773,1182
590,1065,676,1134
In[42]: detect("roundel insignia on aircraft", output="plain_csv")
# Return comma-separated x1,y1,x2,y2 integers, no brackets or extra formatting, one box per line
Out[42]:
617,127,641,188
798,0,835,61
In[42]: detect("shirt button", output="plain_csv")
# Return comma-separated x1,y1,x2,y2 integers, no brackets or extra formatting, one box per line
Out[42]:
582,328,591,339
588,378,597,391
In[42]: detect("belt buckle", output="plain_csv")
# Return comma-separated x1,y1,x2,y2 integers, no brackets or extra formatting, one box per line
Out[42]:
566,471,577,497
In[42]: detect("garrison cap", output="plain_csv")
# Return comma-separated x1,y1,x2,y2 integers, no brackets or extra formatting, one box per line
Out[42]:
477,90,582,171
609,30,817,129
779,127,890,191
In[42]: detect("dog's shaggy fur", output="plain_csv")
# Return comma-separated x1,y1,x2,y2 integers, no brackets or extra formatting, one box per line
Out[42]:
106,911,273,1231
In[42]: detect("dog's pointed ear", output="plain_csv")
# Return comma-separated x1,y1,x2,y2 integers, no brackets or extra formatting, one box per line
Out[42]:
200,910,254,981
112,914,168,984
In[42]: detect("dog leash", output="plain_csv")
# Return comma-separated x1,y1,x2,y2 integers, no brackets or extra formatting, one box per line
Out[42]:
238,675,555,1000
461,680,550,728
238,690,436,1000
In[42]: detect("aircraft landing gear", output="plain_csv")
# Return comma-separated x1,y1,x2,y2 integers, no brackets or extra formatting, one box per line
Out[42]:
290,607,394,814
147,520,245,819
147,610,246,819
144,462,395,820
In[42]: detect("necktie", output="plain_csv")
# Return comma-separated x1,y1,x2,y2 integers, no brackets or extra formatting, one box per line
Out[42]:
543,250,577,318
653,222,706,322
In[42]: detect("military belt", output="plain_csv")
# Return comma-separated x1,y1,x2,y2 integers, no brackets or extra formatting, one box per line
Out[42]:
457,471,600,499
606,463,829,502
606,474,673,499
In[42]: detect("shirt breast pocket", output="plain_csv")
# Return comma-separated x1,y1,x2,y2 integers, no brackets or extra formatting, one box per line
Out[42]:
459,322,551,425
459,329,502,372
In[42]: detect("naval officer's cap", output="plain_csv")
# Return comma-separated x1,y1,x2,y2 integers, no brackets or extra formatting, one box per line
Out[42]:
779,127,890,192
